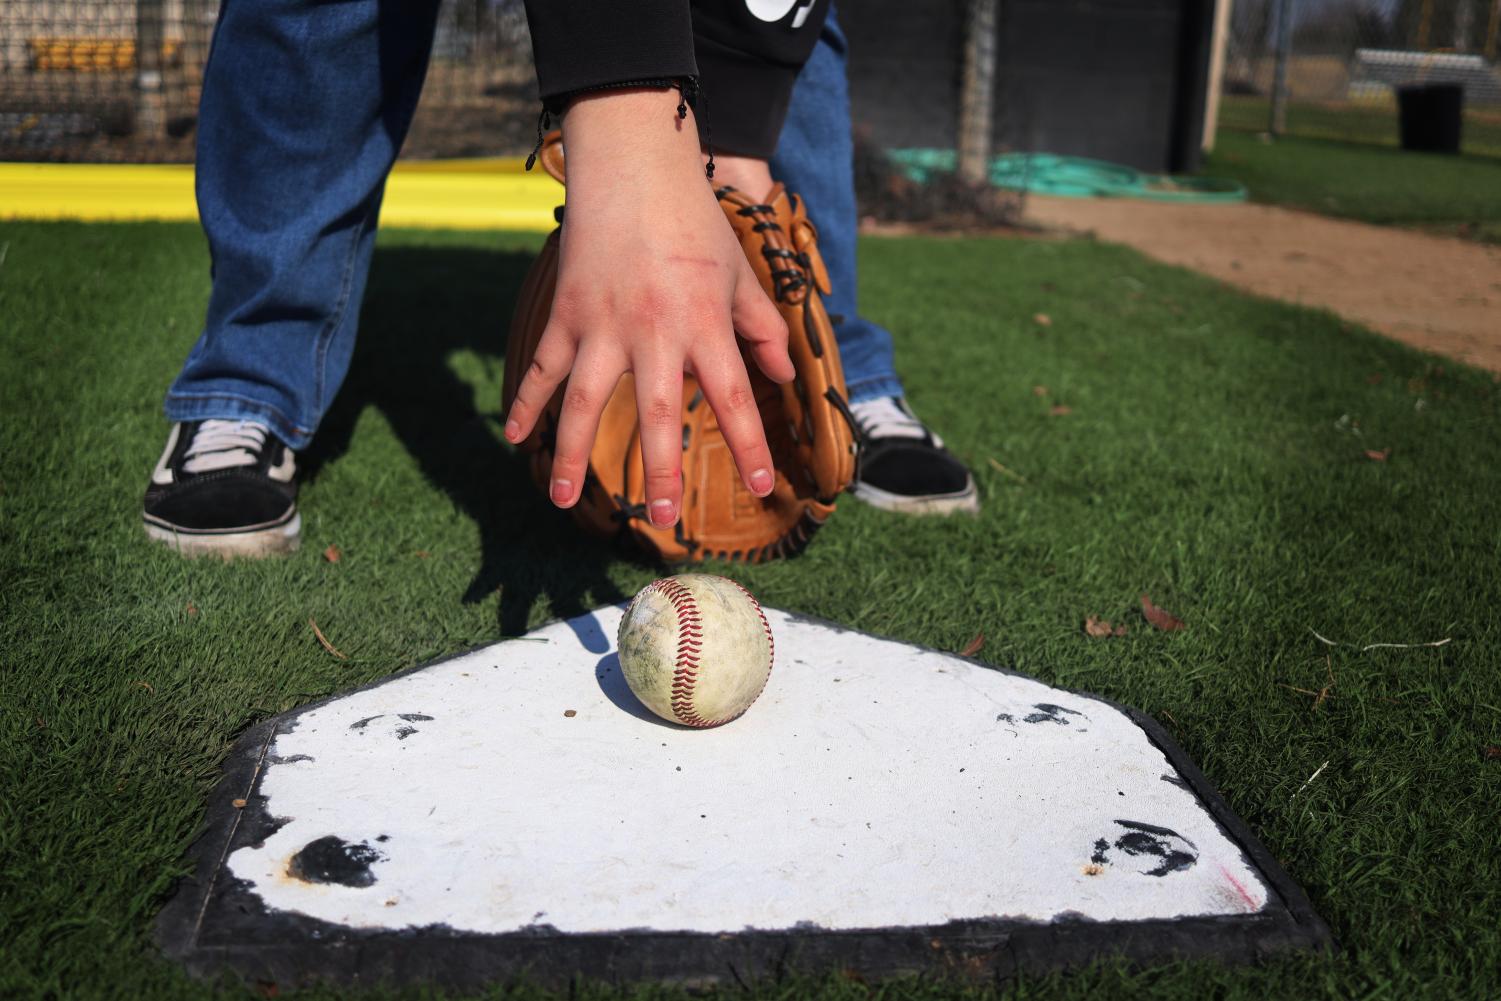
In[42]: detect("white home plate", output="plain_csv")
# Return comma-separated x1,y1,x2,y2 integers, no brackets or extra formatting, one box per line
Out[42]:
160,608,1328,989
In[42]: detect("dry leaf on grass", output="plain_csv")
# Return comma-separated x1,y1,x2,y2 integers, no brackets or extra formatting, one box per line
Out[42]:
1364,448,1391,462
1049,404,1073,416
185,602,198,616
323,544,342,563
1032,385,1049,397
1084,616,1128,638
1032,312,1053,327
415,550,430,559
1484,745,1501,760
959,632,985,657
1140,595,1186,632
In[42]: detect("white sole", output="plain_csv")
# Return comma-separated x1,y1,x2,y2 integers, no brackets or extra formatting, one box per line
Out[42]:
849,478,981,516
143,511,302,559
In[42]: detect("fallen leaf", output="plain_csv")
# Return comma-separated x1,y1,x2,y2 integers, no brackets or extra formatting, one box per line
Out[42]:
309,617,348,660
1032,385,1049,397
1114,623,1129,637
135,680,154,694
1364,448,1390,461
415,550,430,559
1484,745,1501,760
185,602,198,616
1140,595,1186,632
323,544,342,563
1049,404,1073,416
959,632,985,657
1084,616,1114,638
232,798,247,809
1032,312,1052,327
563,709,577,718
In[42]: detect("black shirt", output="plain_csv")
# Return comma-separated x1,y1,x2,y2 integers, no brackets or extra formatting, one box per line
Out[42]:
524,0,832,157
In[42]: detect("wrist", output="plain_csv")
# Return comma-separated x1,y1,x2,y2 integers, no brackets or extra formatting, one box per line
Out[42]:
560,86,707,188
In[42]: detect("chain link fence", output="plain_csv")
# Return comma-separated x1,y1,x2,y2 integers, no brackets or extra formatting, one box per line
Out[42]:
0,0,539,162
1220,0,1501,155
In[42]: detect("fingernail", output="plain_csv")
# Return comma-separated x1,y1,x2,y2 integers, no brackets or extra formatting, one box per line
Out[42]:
505,419,521,442
650,499,677,527
749,468,773,496
551,479,573,505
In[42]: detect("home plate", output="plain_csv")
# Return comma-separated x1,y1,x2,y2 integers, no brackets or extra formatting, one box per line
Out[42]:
159,606,1330,989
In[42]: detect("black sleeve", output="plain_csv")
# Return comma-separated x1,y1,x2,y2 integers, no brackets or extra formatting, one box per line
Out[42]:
691,0,830,157
522,0,831,160
523,1,699,104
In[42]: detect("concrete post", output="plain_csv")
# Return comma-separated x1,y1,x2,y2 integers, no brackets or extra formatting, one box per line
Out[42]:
1268,0,1293,135
957,0,998,185
136,0,167,137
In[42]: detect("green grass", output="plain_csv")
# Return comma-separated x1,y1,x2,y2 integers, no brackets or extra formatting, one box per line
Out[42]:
1205,128,1501,243
3,221,1501,1001
1216,95,1501,158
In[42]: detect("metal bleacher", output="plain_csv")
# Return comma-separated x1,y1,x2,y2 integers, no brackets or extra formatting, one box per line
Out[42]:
1349,49,1501,107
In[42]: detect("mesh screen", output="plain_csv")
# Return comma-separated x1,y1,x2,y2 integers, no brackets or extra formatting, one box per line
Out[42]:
7,2,1493,166
0,0,538,162
1222,0,1501,154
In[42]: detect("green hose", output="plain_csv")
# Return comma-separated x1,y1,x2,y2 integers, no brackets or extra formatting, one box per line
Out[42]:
886,149,1247,203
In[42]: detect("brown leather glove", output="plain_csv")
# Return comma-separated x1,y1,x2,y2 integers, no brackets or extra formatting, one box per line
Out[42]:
502,132,858,563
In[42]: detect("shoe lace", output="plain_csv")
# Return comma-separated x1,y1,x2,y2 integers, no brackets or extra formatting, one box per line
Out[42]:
849,396,932,443
183,419,269,474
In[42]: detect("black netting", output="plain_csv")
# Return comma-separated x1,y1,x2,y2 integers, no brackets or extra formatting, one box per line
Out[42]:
1222,0,1501,152
0,0,538,162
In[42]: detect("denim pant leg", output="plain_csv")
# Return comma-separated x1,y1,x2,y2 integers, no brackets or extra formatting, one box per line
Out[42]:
164,0,440,450
770,10,903,405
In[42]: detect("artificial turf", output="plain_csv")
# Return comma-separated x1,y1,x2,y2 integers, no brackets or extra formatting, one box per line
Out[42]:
2,220,1499,1000
1216,95,1501,158
1205,128,1501,244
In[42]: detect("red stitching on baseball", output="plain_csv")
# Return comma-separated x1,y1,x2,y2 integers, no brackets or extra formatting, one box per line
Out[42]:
639,577,772,728
725,578,775,712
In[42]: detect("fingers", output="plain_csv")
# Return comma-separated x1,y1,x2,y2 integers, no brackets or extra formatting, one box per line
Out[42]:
546,344,623,509
693,345,775,499
633,361,686,528
505,325,577,444
731,256,794,384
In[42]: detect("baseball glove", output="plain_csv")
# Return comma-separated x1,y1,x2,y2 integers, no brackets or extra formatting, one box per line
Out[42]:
502,132,858,564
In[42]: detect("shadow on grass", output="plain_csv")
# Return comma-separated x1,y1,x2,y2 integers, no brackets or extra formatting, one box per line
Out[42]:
303,243,627,633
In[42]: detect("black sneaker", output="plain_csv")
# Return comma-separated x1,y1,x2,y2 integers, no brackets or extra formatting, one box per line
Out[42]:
142,420,300,557
848,396,980,515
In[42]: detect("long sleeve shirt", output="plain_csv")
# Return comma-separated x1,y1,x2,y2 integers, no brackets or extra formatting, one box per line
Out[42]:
524,0,832,157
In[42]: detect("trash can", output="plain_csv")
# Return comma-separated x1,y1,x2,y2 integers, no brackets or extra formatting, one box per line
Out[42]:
1397,84,1464,154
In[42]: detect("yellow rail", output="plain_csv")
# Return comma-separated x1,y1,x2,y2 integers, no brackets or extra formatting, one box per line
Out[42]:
0,159,562,233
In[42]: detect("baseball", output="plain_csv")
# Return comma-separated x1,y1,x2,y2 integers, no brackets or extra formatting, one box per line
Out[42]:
617,574,774,728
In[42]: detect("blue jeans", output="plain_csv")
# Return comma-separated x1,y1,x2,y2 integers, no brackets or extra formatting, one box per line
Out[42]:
771,12,902,404
166,1,899,449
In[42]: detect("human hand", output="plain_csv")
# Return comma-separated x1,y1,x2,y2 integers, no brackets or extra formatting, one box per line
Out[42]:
503,88,793,528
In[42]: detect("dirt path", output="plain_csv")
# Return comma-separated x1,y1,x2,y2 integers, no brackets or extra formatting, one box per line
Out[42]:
1023,196,1501,372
